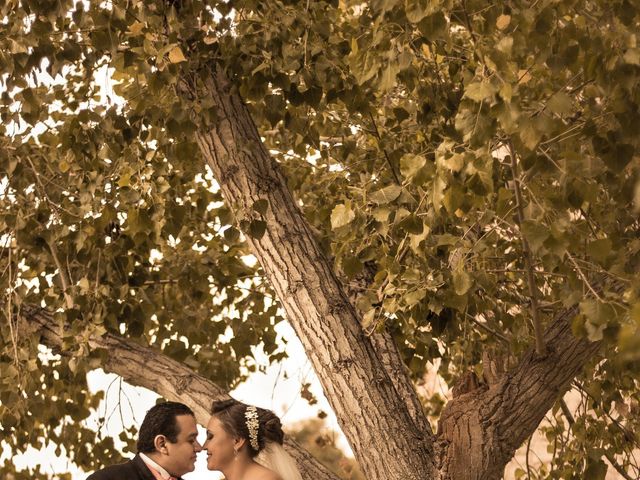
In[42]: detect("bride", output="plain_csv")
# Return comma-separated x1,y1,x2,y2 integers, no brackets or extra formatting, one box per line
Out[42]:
203,399,303,480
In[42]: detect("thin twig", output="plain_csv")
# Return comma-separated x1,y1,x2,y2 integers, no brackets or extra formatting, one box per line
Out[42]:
559,398,575,425
7,243,20,369
465,313,511,344
95,250,101,291
486,268,567,278
24,156,80,219
566,252,603,301
508,141,545,356
368,111,401,184
48,240,74,309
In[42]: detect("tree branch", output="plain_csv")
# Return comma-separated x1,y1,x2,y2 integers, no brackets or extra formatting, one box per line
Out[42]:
47,240,74,309
507,140,545,356
435,279,625,480
18,305,340,480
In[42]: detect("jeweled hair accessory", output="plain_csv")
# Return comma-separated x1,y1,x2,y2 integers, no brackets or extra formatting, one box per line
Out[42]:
245,405,260,451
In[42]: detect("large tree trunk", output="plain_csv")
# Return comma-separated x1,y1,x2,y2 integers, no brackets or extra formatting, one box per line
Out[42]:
21,306,339,480
182,66,436,480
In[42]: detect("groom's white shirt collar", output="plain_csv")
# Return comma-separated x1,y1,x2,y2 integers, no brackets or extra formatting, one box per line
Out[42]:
139,452,174,480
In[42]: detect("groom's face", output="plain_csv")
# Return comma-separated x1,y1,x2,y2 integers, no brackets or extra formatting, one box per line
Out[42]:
162,414,202,476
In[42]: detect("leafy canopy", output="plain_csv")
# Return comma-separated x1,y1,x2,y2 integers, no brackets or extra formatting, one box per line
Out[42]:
1,0,639,478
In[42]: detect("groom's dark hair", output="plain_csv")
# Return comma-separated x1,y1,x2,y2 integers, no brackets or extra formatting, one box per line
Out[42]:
137,401,195,453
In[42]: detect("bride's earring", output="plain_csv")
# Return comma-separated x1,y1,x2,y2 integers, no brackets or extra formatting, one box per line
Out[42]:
233,447,239,459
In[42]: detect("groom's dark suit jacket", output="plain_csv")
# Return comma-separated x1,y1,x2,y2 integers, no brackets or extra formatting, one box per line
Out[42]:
86,454,183,480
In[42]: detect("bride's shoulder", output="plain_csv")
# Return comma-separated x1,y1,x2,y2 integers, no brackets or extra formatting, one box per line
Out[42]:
247,464,283,480
247,471,282,480
258,472,283,480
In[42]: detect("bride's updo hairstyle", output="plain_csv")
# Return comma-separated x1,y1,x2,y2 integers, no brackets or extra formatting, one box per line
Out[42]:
211,399,284,457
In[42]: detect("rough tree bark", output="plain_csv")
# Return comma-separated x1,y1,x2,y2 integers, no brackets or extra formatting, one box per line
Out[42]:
21,306,339,480
436,303,601,480
182,65,436,480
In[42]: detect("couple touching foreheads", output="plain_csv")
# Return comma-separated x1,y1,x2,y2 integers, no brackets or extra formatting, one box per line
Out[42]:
87,399,302,480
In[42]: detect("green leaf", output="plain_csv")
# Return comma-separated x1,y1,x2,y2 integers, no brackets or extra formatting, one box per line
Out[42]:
547,92,573,116
252,199,269,216
521,220,549,253
223,226,240,243
580,299,617,341
404,0,438,23
78,277,90,292
410,224,430,253
372,207,391,222
587,238,612,263
584,459,607,480
496,14,511,30
443,185,464,214
370,185,402,204
248,220,267,239
403,289,426,307
379,63,400,91
342,256,363,277
168,46,187,63
464,82,497,102
571,314,587,337
496,36,513,55
432,175,446,211
398,214,423,234
444,153,464,172
519,121,542,151
400,154,426,179
362,308,377,329
452,268,473,296
331,203,356,229
623,48,640,65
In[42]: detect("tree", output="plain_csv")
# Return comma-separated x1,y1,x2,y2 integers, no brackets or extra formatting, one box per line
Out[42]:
1,1,639,479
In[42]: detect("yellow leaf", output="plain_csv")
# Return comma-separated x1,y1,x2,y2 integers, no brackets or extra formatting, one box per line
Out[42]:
78,277,90,292
168,46,187,63
547,92,573,116
444,153,464,172
331,203,355,229
421,43,432,59
518,69,531,84
118,173,131,187
623,48,640,66
128,21,145,36
496,14,511,30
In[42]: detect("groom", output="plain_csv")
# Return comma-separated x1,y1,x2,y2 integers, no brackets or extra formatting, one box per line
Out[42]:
87,401,202,480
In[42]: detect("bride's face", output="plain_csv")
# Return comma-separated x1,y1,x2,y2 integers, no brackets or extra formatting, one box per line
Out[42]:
203,416,239,471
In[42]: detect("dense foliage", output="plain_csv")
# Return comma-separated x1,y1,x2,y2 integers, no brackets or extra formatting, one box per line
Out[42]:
1,0,638,478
